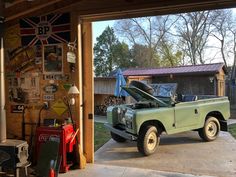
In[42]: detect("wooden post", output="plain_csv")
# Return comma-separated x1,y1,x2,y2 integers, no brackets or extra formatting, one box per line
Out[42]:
0,0,7,143
68,13,87,168
81,21,94,163
70,12,87,168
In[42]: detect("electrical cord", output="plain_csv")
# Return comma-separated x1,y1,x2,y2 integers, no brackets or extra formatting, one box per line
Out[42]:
37,103,49,127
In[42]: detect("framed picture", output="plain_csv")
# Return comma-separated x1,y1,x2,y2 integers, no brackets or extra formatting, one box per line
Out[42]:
43,44,63,74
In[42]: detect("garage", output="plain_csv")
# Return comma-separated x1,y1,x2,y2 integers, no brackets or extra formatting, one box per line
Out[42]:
0,0,236,176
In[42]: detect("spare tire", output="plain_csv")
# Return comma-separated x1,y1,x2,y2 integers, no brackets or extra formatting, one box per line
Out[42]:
130,80,154,95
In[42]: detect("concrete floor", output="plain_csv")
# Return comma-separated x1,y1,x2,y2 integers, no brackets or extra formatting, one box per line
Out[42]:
59,129,236,177
58,117,236,177
94,131,236,177
59,164,214,177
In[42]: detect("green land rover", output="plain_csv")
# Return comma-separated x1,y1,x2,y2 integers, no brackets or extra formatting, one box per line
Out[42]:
104,81,230,156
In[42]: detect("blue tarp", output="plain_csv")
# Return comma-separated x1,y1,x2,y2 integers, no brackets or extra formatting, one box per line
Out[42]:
114,69,129,97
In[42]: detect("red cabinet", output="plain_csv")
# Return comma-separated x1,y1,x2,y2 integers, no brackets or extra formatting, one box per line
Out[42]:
35,124,77,173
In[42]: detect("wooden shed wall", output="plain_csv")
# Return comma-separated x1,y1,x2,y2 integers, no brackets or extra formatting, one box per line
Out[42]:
94,78,116,95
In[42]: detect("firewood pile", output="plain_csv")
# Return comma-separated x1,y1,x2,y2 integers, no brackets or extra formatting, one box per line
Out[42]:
95,96,125,116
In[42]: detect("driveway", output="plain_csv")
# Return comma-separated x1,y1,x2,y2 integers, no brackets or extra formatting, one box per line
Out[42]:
95,131,236,177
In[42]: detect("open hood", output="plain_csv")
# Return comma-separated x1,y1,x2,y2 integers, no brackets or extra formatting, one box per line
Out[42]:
122,86,169,107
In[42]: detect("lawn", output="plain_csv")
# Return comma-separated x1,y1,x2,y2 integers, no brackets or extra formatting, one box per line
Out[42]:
94,122,111,151
229,123,236,139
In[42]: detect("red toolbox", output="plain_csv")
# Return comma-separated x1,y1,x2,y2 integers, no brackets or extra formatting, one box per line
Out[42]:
35,124,77,173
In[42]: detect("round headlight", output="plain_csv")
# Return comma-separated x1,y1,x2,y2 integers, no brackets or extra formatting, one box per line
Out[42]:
117,107,121,114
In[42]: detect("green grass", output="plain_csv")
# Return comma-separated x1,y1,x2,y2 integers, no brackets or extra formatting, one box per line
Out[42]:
94,122,111,151
229,123,236,139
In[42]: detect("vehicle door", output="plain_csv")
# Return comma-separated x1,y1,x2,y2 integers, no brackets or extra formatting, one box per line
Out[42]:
174,101,200,129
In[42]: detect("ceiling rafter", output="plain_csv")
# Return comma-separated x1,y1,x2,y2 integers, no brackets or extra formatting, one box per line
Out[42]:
3,0,236,24
4,0,72,22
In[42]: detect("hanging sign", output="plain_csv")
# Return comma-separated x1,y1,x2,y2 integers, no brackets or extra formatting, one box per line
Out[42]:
67,40,77,63
67,51,76,63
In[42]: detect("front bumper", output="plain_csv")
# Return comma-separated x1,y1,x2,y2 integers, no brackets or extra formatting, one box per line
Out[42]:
104,123,137,141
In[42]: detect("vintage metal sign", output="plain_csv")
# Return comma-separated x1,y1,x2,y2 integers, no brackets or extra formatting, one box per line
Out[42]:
44,84,58,93
43,94,55,101
20,13,70,46
51,99,67,116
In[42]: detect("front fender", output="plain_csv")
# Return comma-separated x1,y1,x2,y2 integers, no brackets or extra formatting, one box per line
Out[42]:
135,107,175,135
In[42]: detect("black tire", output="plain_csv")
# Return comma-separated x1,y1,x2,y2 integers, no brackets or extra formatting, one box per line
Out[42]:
198,116,220,142
137,126,160,156
110,132,126,142
198,129,204,139
129,80,154,95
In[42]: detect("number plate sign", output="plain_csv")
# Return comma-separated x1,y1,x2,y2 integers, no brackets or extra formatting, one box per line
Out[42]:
11,105,25,113
43,94,55,101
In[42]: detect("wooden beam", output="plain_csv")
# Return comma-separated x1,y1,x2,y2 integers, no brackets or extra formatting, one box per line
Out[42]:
77,0,236,21
4,0,78,22
81,21,94,163
4,0,236,23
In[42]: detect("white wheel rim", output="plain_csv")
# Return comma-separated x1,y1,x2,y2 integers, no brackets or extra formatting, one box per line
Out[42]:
147,132,157,151
206,121,217,137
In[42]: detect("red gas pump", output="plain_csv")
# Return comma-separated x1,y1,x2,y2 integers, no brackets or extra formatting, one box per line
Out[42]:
35,124,77,173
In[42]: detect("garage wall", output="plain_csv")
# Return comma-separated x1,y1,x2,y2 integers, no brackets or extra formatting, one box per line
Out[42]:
4,12,75,139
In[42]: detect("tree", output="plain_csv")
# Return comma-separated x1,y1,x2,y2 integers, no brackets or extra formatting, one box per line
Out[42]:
94,26,132,76
112,41,134,69
211,9,233,68
176,11,213,65
228,18,236,80
115,16,179,67
130,44,160,67
159,39,183,67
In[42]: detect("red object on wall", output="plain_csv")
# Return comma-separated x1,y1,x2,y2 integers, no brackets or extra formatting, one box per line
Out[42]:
35,124,77,173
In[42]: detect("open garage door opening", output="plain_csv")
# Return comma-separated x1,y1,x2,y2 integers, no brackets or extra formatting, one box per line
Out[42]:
92,8,236,152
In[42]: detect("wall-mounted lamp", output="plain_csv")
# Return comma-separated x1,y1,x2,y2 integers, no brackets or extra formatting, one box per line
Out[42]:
64,84,79,126
68,84,80,95
68,84,79,105
209,77,214,83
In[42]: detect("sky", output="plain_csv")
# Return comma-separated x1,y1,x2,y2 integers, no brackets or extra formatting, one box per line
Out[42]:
93,8,236,43
92,8,236,65
92,20,114,45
